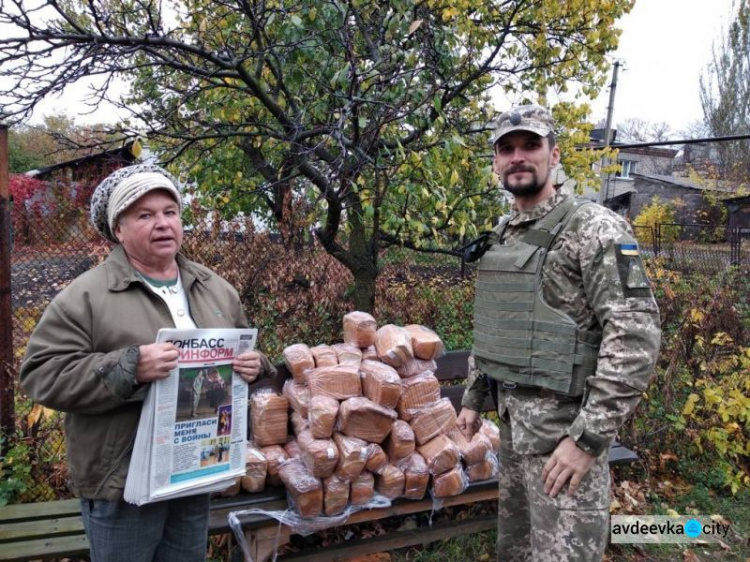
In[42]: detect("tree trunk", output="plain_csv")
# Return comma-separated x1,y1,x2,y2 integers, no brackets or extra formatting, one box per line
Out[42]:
351,268,376,312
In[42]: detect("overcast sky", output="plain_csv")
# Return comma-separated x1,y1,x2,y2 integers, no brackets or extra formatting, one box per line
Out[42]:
26,0,738,134
588,0,736,134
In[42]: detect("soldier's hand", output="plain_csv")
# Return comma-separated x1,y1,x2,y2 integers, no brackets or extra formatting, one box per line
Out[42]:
233,351,262,383
542,437,596,498
457,408,481,440
136,343,179,383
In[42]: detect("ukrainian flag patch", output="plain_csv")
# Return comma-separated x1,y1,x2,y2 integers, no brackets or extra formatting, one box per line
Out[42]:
619,243,639,256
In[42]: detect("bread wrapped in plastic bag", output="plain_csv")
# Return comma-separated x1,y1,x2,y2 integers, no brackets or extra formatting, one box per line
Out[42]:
241,445,268,493
479,418,501,453
362,346,379,361
466,455,500,482
324,474,350,516
448,427,493,466
333,432,369,481
375,324,413,367
338,397,397,443
283,379,311,417
308,395,339,439
404,324,445,360
332,343,363,367
432,465,468,498
343,311,377,348
408,397,458,445
291,411,309,436
311,344,338,368
260,445,288,487
279,458,323,518
364,443,389,475
375,464,405,500
284,439,301,459
395,453,430,500
283,343,315,384
297,429,340,478
250,389,289,447
396,358,438,379
385,420,415,462
306,365,362,400
351,471,375,506
417,434,461,476
220,478,241,497
360,360,401,409
397,373,441,421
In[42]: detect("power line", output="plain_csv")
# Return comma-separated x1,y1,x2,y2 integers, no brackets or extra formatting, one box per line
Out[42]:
582,133,750,151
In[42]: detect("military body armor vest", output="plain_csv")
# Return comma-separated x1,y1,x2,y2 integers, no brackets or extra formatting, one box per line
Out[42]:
472,197,601,397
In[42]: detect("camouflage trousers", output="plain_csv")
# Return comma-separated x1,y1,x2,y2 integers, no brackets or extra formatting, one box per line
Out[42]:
496,422,610,562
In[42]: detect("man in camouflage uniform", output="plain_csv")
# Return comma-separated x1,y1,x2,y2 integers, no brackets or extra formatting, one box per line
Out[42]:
457,104,661,561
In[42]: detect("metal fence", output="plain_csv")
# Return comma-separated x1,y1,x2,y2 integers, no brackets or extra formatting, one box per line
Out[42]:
2,203,745,502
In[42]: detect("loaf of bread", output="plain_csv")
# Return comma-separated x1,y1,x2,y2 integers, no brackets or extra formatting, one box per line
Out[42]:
385,420,415,462
283,343,315,384
397,373,441,421
284,439,301,459
375,464,405,500
279,458,323,518
404,324,445,360
309,395,339,439
250,390,289,447
374,324,413,367
260,445,288,487
417,434,461,476
220,478,241,497
396,358,438,378
297,429,340,479
362,346,378,361
395,453,430,500
332,432,369,482
466,456,499,482
338,397,397,443
350,471,375,506
343,311,377,348
283,379,311,417
323,474,350,516
332,343,363,367
448,427,493,466
306,365,362,400
360,360,401,409
364,443,389,475
408,398,457,445
241,445,268,493
432,465,468,498
311,344,338,368
480,419,501,453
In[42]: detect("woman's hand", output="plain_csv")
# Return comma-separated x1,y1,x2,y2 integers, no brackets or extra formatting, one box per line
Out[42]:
233,351,263,383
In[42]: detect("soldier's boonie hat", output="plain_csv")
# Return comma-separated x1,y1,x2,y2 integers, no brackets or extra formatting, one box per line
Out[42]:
491,104,555,145
90,163,182,243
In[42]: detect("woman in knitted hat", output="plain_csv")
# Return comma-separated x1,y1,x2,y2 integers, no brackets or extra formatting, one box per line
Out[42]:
20,164,276,562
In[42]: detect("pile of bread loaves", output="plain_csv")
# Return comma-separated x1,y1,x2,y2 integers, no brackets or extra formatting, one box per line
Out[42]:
233,311,500,518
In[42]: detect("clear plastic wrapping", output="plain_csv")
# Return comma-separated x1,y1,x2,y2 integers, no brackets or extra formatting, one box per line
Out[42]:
432,465,468,498
278,458,323,518
350,471,375,505
397,372,441,420
375,464,405,500
250,389,289,447
338,396,397,443
362,345,378,361
404,324,445,360
417,434,461,476
374,324,414,367
332,343,363,367
385,419,415,462
308,395,339,439
291,410,309,436
241,445,267,493
306,365,362,400
283,379,311,417
323,474,350,516
448,427,493,465
407,397,458,445
333,432,368,481
395,453,430,500
311,344,339,368
343,311,378,348
360,359,402,409
479,418,501,453
465,453,500,482
297,429,340,479
284,439,301,459
364,442,389,475
283,343,316,384
396,358,437,379
260,444,288,487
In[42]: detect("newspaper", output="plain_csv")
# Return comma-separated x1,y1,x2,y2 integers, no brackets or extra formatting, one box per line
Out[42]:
124,328,257,505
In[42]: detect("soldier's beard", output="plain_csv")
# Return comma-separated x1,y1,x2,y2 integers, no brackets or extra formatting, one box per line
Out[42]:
502,166,548,197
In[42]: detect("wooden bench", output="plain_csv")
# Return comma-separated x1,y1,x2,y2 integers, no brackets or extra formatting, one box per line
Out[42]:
0,351,639,561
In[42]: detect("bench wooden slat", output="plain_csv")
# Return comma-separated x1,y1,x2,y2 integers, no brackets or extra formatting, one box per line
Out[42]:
0,516,84,543
0,534,90,562
0,499,80,523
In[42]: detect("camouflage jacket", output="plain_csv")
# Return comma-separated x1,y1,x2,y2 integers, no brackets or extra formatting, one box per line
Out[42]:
461,185,661,456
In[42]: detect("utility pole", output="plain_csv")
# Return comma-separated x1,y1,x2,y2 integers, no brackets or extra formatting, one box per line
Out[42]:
0,124,14,453
598,60,621,205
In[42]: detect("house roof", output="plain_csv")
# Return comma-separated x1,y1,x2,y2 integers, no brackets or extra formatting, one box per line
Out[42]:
26,140,140,179
631,172,734,193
